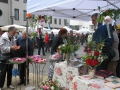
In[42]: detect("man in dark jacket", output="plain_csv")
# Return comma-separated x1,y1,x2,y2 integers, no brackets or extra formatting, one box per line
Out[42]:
91,13,114,71
37,31,45,56
17,29,33,85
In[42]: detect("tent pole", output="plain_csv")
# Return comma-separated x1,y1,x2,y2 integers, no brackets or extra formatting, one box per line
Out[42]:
25,19,29,86
106,0,119,9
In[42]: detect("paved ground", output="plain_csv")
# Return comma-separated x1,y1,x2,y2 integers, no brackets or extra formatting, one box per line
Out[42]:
3,45,85,90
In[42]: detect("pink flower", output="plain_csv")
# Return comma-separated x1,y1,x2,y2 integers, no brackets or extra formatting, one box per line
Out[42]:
40,18,45,22
56,67,62,76
91,83,101,89
42,85,49,90
73,82,77,90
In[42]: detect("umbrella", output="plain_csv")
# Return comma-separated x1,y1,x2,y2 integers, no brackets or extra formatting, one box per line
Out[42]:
27,0,120,21
1,24,26,31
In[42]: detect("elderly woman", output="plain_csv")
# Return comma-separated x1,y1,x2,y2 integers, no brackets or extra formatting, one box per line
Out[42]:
49,28,67,80
0,26,19,89
17,29,33,85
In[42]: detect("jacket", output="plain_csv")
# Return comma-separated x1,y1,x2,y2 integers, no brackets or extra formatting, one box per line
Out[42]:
93,24,114,46
44,34,49,43
111,32,119,61
17,36,33,57
51,35,64,54
0,32,16,53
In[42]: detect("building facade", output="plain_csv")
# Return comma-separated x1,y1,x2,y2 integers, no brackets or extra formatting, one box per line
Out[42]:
70,20,94,31
0,0,70,29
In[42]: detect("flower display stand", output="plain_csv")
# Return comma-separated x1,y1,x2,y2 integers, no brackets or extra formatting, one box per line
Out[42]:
8,58,26,90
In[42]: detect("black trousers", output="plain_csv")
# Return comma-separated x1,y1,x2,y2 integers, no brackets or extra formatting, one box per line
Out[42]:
18,61,29,83
0,63,13,88
38,43,45,55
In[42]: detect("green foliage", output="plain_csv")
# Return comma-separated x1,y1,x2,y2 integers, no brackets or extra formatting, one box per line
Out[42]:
31,32,37,37
97,9,120,23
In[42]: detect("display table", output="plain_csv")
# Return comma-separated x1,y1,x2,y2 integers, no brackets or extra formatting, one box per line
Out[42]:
70,75,120,90
53,61,87,89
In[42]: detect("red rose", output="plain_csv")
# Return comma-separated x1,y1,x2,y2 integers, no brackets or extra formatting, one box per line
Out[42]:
94,51,100,56
38,15,42,19
84,49,87,52
86,59,92,66
89,50,92,53
105,10,108,14
91,60,99,66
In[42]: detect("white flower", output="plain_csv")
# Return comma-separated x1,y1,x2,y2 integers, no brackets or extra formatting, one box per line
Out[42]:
62,44,65,47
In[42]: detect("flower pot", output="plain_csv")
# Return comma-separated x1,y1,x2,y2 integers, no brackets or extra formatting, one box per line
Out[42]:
88,68,96,79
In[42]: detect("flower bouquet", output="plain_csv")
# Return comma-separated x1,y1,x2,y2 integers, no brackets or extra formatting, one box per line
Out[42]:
57,41,80,64
81,41,108,78
28,55,46,64
39,79,60,90
49,53,62,62
9,58,26,64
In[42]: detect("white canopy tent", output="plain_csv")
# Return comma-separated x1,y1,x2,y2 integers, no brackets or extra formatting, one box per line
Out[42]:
63,26,72,32
1,24,26,31
77,28,91,34
27,0,120,21
51,29,59,34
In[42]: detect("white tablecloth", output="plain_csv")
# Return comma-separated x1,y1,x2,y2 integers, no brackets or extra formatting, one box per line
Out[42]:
70,75,120,90
53,61,87,89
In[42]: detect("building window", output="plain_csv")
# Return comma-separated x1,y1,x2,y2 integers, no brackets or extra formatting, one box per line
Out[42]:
0,0,8,3
50,16,52,24
59,19,61,25
23,0,27,3
54,18,57,24
64,19,67,26
23,10,27,21
14,9,19,20
15,0,19,1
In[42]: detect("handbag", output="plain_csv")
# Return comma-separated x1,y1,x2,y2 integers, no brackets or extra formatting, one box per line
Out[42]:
0,51,10,61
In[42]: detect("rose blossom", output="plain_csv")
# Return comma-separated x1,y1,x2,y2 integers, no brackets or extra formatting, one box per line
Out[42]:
86,59,92,66
94,51,100,56
91,60,99,66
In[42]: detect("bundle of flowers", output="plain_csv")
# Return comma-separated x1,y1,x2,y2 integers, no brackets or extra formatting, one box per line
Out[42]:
81,41,108,69
57,43,80,54
9,58,26,64
28,55,46,63
28,55,41,61
39,79,60,90
50,53,62,61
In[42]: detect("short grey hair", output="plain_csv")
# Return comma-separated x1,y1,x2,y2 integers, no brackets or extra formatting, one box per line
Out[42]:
8,26,17,32
22,29,31,35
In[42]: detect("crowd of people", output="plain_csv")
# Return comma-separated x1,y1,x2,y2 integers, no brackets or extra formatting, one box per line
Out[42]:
0,12,120,90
